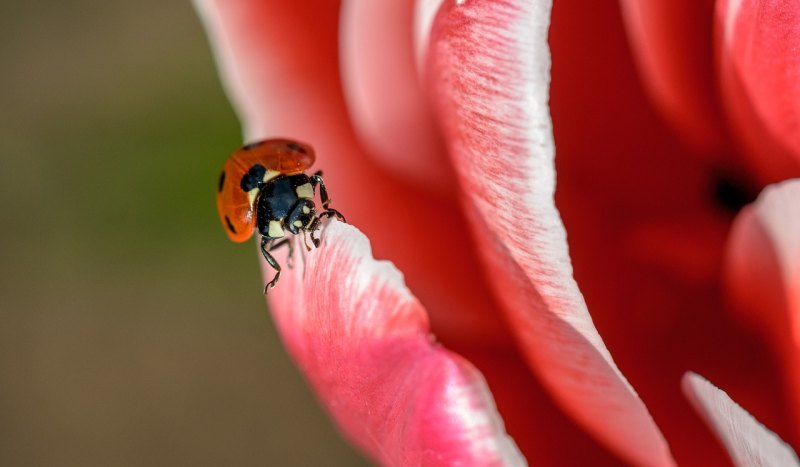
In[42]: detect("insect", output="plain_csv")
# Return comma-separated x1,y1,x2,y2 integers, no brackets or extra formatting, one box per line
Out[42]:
216,138,345,292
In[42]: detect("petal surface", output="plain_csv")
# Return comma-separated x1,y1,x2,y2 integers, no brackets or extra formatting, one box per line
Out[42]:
424,1,674,465
619,0,726,154
266,222,525,466
716,0,800,183
725,179,800,436
682,372,800,467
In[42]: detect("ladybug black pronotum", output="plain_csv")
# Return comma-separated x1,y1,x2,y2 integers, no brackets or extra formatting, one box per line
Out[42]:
216,138,345,292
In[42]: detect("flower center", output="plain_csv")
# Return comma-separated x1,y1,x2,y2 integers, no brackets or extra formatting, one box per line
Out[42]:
712,173,757,214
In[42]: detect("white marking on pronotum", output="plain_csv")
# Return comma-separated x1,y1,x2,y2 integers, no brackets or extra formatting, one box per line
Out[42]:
247,188,259,206
296,183,314,199
268,220,284,238
302,206,311,214
263,170,280,183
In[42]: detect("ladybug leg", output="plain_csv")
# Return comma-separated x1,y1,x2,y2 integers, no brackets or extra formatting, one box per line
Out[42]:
310,171,332,210
311,172,346,223
269,237,294,269
307,216,322,248
260,237,282,293
299,229,308,251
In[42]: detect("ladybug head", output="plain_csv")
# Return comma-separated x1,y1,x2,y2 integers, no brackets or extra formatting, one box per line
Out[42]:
286,198,318,236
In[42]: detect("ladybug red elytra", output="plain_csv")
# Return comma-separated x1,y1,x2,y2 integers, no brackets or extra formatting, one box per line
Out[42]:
216,138,345,292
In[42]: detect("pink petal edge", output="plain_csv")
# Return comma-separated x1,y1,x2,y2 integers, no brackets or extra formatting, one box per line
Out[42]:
682,372,799,467
423,1,674,465
266,222,525,466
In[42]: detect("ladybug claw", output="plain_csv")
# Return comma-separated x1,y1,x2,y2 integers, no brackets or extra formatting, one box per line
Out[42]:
285,239,295,269
301,230,313,251
308,224,321,248
321,209,346,223
264,272,280,294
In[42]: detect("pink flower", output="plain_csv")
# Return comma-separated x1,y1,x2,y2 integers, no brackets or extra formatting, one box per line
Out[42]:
194,0,800,465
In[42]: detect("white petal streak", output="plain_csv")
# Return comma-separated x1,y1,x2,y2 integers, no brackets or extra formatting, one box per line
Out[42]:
723,0,745,43
682,372,799,467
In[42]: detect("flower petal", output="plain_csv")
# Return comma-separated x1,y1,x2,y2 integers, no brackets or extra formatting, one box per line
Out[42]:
682,372,799,467
194,0,507,345
618,0,726,154
266,222,525,466
424,1,674,465
340,0,452,195
725,179,800,428
716,0,800,183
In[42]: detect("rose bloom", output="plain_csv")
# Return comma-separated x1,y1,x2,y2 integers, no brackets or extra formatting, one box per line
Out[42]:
195,0,800,465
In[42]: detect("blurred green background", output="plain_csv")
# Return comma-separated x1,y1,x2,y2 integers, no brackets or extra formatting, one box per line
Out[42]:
0,1,367,465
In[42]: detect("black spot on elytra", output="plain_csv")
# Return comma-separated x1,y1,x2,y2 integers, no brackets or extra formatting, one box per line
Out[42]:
712,173,756,214
225,216,237,234
218,171,226,192
287,142,307,154
240,164,267,192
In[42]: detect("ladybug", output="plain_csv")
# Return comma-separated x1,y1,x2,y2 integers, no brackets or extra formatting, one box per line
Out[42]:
216,138,345,292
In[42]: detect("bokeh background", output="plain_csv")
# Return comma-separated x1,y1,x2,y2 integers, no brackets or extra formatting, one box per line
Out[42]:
0,1,367,465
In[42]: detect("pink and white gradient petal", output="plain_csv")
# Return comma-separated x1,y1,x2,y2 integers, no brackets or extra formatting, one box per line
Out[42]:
682,372,799,467
423,0,674,465
268,222,525,466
